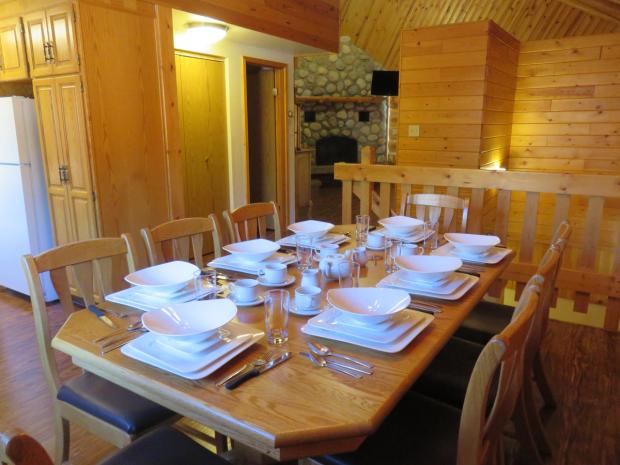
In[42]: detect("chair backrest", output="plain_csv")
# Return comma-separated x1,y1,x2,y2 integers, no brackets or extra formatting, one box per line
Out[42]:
223,201,282,242
400,193,469,233
457,279,541,465
20,236,137,397
140,215,223,268
1,429,53,465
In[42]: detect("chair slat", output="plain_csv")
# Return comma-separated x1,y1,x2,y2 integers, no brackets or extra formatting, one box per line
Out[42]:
342,180,353,224
445,186,459,232
224,201,281,242
516,192,540,299
550,195,571,306
172,236,190,262
574,196,604,313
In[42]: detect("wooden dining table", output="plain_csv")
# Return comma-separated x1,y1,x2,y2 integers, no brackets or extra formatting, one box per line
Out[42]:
51,225,514,461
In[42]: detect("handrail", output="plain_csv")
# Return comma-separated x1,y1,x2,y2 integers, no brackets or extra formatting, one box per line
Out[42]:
335,156,620,332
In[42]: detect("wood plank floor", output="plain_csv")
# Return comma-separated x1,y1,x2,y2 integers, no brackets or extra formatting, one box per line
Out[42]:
0,285,617,464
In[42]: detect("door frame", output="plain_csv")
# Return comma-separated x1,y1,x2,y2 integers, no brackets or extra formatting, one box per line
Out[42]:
242,56,289,226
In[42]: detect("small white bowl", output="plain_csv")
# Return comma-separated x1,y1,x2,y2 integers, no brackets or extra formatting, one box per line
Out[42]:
395,255,462,283
378,216,424,236
287,220,334,238
327,288,410,323
223,238,280,263
125,261,199,294
444,233,500,255
142,299,237,342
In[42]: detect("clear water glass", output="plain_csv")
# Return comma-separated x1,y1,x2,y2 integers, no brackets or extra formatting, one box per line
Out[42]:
201,268,218,299
423,221,439,251
384,239,401,273
355,214,370,246
295,234,314,271
338,261,360,288
264,289,290,345
193,269,203,300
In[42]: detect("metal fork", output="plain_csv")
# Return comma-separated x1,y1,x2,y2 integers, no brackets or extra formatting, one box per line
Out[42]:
215,350,275,387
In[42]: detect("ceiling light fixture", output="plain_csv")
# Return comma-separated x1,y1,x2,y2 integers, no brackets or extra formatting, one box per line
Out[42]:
185,21,229,45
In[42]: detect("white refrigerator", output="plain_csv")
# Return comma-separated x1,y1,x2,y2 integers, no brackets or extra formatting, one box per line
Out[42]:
0,96,56,301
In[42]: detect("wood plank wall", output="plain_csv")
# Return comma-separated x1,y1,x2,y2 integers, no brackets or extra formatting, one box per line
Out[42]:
397,21,519,169
511,33,620,173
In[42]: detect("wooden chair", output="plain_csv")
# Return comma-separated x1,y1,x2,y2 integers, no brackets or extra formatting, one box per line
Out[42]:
310,282,540,465
223,201,282,242
140,215,223,268
20,236,176,465
400,193,469,233
0,427,229,465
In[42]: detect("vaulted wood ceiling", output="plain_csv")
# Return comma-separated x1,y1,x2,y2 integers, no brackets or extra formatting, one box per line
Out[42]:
340,0,620,69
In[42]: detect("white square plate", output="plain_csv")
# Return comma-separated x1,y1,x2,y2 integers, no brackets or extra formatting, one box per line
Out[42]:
377,272,479,300
105,281,219,312
431,243,511,264
208,252,297,274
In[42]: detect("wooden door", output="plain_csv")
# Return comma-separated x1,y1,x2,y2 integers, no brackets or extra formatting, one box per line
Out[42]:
0,17,29,81
175,52,229,221
46,4,79,75
32,77,73,245
54,74,97,241
22,10,52,78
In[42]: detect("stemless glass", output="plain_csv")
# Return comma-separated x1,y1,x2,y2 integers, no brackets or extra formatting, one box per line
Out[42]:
355,214,370,246
201,268,218,299
264,289,290,345
384,239,401,273
295,234,314,272
423,221,439,251
338,261,360,288
192,269,203,300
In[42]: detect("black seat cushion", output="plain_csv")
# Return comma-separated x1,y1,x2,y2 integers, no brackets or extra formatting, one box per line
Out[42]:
57,372,175,435
98,426,228,465
313,392,460,465
454,300,514,345
412,337,482,409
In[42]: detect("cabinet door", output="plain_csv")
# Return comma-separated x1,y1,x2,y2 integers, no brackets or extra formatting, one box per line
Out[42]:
46,4,79,75
0,17,29,81
55,74,97,241
23,11,52,78
33,78,73,245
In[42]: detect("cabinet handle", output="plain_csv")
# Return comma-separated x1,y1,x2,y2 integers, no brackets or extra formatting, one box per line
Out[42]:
48,41,55,62
58,166,64,184
43,43,50,62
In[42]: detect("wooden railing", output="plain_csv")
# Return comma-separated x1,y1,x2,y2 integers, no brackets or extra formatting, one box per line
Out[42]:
335,156,620,332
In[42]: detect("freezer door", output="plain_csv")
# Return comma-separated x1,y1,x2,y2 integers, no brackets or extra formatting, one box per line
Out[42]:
0,97,20,164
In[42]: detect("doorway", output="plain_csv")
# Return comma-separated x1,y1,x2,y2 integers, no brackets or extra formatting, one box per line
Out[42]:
175,51,229,250
243,57,288,225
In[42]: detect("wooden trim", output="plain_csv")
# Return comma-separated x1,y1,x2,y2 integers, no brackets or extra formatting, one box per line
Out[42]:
334,163,620,197
295,96,384,105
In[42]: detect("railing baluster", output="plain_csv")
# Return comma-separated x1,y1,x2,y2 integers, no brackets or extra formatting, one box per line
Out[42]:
604,227,620,331
551,193,571,307
488,189,511,299
342,180,352,224
467,188,485,234
516,192,539,299
379,182,391,219
574,196,604,313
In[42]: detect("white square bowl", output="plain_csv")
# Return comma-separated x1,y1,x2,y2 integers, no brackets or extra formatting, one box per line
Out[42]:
326,287,411,323
378,215,424,236
124,260,199,294
395,255,462,283
287,220,334,238
223,238,280,263
444,233,500,256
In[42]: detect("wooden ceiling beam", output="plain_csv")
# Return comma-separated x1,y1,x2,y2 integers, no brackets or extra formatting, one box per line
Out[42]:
557,0,620,24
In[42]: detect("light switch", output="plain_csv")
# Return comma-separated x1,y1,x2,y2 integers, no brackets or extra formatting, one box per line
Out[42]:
408,124,420,137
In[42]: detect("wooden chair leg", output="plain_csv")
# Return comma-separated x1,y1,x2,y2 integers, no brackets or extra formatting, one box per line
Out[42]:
523,374,553,458
214,432,228,454
533,352,557,411
53,413,70,465
513,394,545,465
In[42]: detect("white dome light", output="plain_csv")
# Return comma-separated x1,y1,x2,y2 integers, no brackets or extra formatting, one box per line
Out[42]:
185,22,229,45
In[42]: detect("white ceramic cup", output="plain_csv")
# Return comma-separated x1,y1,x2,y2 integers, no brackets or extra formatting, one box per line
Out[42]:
301,268,320,288
258,263,288,284
229,278,260,302
295,286,322,311
399,243,424,256
367,231,385,249
318,243,340,258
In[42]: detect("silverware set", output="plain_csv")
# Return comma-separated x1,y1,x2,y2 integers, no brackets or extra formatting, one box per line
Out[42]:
93,321,146,354
301,341,374,378
215,350,293,390
408,299,443,314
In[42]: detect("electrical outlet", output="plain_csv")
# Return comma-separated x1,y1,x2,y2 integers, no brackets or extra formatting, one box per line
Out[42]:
408,124,420,137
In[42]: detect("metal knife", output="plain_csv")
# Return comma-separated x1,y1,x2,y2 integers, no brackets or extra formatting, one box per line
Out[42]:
88,304,117,329
225,352,292,390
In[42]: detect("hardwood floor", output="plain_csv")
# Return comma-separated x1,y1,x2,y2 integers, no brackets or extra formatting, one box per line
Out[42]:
0,285,617,465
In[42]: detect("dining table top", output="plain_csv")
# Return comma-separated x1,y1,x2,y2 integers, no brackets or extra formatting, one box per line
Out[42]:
51,225,514,461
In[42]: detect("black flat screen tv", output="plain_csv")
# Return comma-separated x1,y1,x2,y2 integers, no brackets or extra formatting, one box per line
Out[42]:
371,70,399,96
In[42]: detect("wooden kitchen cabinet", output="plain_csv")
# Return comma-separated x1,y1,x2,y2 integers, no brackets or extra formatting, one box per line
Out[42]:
23,3,78,78
33,74,97,246
0,16,29,81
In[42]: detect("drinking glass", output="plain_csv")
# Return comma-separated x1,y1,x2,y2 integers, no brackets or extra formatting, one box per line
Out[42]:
338,261,360,288
264,289,290,345
295,234,314,272
192,269,203,300
423,221,439,251
201,268,218,299
355,214,370,246
384,239,401,273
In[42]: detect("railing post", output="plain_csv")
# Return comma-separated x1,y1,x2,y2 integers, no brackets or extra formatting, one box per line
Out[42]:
359,146,375,217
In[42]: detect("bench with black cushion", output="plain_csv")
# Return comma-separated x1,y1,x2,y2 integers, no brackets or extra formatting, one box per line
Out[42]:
312,392,461,465
453,301,513,345
57,372,175,435
98,426,228,465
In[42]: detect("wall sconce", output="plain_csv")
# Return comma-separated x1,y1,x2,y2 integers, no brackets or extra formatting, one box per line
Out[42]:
185,21,229,45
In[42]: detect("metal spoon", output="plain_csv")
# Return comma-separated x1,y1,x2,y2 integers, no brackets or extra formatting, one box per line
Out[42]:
308,341,374,369
300,351,362,378
93,321,144,344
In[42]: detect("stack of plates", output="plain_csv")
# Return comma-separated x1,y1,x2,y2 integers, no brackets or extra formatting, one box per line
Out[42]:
373,227,434,245
121,299,263,380
301,288,433,353
277,233,349,249
208,252,297,274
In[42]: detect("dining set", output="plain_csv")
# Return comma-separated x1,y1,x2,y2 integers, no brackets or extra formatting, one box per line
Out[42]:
6,195,572,465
